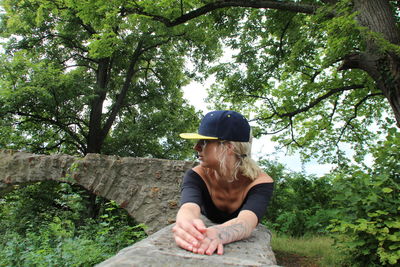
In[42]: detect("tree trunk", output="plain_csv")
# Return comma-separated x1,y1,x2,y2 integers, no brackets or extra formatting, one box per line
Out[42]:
87,58,111,154
352,0,400,127
86,191,100,219
86,41,144,154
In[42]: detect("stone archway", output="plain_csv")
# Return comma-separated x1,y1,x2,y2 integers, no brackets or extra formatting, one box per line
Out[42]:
0,150,195,234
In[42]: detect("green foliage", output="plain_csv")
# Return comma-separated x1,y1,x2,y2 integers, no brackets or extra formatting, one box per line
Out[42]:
259,159,336,236
260,129,400,266
207,0,395,163
0,0,220,157
329,129,400,266
0,182,147,266
101,97,201,160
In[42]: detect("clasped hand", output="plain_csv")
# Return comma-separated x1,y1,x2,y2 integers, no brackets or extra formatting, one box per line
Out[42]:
172,218,224,255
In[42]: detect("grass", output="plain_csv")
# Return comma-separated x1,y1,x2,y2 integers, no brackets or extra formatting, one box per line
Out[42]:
270,232,344,267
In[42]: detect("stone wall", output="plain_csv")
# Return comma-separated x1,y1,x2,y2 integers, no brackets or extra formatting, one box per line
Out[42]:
0,149,195,234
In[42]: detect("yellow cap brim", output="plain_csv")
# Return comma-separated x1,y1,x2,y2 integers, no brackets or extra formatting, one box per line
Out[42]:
179,133,219,140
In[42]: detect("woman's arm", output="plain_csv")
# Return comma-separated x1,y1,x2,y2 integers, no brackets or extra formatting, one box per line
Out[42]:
195,210,258,255
214,210,257,243
172,203,206,251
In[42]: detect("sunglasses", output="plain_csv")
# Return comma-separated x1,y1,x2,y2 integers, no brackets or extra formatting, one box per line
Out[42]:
196,139,224,148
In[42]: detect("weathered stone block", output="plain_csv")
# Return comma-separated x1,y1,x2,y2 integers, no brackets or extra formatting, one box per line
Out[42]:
97,219,278,267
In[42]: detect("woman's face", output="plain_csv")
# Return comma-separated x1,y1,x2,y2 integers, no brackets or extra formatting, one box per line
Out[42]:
193,140,222,168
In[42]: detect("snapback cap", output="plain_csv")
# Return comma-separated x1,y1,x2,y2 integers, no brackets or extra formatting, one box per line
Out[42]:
180,110,250,142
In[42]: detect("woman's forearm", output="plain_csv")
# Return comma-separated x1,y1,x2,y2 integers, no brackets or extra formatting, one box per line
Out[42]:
211,221,252,244
210,210,258,245
176,203,201,222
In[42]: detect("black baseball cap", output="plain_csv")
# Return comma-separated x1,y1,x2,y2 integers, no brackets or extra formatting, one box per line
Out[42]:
180,110,250,142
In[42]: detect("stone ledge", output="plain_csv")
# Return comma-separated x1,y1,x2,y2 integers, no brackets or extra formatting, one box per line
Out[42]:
97,221,278,267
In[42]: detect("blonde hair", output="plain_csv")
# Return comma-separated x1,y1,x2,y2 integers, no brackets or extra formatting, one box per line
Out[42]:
215,134,262,182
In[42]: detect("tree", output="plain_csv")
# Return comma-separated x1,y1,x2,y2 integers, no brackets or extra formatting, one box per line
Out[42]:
117,0,400,163
0,0,223,158
0,0,225,221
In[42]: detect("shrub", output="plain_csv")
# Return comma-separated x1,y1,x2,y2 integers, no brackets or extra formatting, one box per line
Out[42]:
329,129,400,266
0,183,147,266
260,159,336,236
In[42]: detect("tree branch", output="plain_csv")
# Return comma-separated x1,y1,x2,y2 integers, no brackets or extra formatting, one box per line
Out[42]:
338,52,381,80
32,139,66,154
289,117,302,147
328,96,339,125
14,111,86,153
278,16,294,59
141,34,184,53
236,93,280,120
127,0,320,27
260,123,290,135
250,85,368,147
336,92,383,145
279,85,365,118
139,66,163,83
102,40,144,137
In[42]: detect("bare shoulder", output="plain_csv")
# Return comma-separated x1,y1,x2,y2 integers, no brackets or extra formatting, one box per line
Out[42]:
254,172,274,185
192,165,205,176
192,166,210,183
244,172,273,196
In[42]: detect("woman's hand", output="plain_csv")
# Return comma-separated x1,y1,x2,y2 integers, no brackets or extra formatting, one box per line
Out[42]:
194,227,224,255
193,212,258,256
173,218,206,252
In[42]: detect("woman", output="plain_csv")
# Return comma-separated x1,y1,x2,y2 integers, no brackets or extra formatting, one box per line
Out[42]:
173,110,274,256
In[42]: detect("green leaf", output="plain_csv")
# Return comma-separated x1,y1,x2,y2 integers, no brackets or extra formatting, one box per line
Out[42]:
382,187,393,193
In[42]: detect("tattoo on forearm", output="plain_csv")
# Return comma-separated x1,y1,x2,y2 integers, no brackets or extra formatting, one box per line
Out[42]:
214,223,250,244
